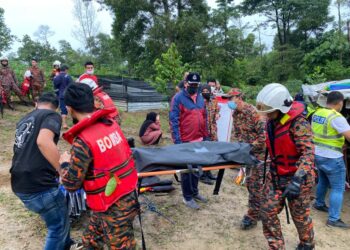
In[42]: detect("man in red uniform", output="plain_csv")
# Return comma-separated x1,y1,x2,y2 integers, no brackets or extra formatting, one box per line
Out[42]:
29,58,46,100
0,56,27,109
77,61,98,84
227,88,266,230
60,83,138,249
256,83,315,250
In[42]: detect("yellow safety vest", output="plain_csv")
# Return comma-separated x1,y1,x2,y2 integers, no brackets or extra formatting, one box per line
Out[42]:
311,108,345,152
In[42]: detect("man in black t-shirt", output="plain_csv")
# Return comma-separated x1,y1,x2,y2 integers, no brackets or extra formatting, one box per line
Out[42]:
10,93,74,250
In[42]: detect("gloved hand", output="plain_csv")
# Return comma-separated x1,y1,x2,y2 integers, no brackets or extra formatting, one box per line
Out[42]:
283,177,301,200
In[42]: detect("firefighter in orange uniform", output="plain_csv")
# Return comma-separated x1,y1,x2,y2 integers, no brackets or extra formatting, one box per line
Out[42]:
60,83,139,249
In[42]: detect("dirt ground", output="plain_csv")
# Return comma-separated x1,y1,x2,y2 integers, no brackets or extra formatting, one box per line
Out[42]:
1,105,350,250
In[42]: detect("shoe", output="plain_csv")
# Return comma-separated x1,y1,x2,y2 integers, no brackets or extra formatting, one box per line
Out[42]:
183,199,200,209
326,219,350,229
313,203,329,213
207,171,217,180
199,176,214,185
295,243,314,250
240,215,257,230
69,242,83,250
193,194,208,203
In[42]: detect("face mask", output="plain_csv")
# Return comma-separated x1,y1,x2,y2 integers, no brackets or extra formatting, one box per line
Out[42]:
187,86,198,95
72,117,79,125
86,69,94,75
228,101,237,110
202,93,211,100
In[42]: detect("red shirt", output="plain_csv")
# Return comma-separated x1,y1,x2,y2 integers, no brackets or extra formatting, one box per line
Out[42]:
77,73,98,84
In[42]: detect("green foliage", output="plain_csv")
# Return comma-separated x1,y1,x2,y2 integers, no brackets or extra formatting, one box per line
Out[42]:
322,60,350,80
2,0,350,101
152,43,188,96
305,66,327,84
0,8,15,55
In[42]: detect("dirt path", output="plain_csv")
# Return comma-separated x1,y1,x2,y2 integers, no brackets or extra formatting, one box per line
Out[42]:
1,107,350,249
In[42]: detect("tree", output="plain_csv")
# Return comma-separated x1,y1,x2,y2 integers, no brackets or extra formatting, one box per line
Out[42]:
17,35,58,63
153,43,188,96
98,0,209,77
72,0,101,52
33,25,55,44
240,0,331,47
0,8,15,55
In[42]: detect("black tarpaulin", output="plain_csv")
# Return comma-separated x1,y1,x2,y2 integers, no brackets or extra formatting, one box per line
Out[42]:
133,141,259,173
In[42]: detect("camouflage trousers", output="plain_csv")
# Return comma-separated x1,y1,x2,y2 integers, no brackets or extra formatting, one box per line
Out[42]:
260,173,315,250
31,83,43,101
82,192,139,250
1,83,23,107
245,164,265,221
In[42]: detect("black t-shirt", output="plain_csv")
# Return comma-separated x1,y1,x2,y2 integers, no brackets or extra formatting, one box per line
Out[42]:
10,109,62,193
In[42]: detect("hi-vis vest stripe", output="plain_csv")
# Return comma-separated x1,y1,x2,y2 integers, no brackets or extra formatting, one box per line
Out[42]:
311,108,344,152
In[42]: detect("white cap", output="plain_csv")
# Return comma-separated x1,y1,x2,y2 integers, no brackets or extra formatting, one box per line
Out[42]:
24,70,32,78
256,83,293,114
0,56,8,61
80,78,98,90
53,60,61,66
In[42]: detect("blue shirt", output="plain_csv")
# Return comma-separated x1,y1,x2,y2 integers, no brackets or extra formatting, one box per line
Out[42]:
53,72,73,98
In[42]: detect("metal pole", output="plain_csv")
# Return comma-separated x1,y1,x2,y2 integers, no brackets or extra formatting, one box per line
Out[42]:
137,164,241,178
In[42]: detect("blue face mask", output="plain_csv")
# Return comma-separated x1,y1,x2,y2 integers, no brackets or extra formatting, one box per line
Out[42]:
228,101,237,110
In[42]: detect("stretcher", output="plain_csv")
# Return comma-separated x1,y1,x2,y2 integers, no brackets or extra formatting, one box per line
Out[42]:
133,141,258,194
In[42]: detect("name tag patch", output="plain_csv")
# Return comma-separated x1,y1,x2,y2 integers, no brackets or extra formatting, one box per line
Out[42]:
312,115,326,124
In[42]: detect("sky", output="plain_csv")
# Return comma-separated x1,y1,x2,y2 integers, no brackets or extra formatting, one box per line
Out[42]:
2,0,340,56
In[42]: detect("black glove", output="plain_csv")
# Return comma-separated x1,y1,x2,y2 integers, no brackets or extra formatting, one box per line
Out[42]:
283,177,301,200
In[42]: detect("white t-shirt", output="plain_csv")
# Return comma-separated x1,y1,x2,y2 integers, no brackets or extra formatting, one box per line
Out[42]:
315,116,350,158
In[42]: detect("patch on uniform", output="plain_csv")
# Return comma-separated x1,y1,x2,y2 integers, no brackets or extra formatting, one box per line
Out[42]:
312,115,326,124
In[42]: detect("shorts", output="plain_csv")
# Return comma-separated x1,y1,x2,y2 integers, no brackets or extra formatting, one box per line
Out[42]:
60,98,68,115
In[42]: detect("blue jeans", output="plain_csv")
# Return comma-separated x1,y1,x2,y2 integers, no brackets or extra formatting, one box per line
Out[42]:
15,188,72,250
315,155,346,222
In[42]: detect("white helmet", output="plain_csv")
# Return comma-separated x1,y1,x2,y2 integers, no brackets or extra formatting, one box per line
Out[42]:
53,60,61,67
79,78,98,90
256,83,293,114
24,70,32,78
0,56,8,61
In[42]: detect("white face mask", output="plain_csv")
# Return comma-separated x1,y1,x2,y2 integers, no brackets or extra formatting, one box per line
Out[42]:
86,69,94,75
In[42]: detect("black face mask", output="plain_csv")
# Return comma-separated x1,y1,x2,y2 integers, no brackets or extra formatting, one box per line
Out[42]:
187,86,198,95
202,93,211,100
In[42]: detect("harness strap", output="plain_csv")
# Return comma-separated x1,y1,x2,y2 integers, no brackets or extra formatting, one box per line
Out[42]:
263,148,268,184
134,190,147,250
85,156,133,180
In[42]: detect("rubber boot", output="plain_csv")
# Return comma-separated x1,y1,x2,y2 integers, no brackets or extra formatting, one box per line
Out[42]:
296,243,314,250
207,171,217,180
240,215,257,230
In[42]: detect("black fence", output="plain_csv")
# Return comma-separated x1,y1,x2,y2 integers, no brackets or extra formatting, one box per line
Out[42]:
96,75,169,103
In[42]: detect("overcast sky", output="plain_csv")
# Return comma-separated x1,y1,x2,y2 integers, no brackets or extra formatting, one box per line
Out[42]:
0,0,313,55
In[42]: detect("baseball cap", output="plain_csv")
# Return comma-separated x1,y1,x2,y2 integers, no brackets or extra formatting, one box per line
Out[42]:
186,72,201,84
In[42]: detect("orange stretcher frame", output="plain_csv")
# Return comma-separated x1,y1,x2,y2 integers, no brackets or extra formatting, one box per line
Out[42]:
137,164,241,178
